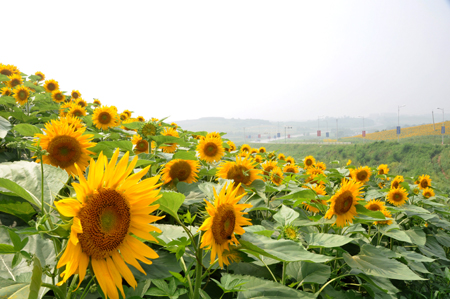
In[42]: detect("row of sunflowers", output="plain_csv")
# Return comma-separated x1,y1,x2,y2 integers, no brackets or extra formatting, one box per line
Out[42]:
1,64,450,299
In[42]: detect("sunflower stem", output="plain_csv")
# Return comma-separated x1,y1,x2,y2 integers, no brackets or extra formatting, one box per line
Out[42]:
193,231,203,299
281,262,287,285
66,274,78,299
257,255,277,282
315,273,354,297
180,257,194,296
40,158,45,213
79,275,96,299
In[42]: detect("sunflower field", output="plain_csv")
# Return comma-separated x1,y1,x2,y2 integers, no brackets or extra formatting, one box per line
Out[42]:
1,64,450,299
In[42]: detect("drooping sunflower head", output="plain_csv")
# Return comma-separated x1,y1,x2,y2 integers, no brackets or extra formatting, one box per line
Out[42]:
217,156,262,193
282,225,299,240
197,137,225,163
418,174,431,190
422,187,435,199
225,140,236,152
170,122,178,129
387,187,408,206
240,144,251,153
160,127,180,153
316,161,327,171
12,85,30,105
71,90,81,100
8,74,23,88
161,159,200,184
261,160,279,179
365,199,385,212
221,245,244,266
54,149,164,299
283,164,299,174
34,119,95,177
137,116,145,122
374,209,393,226
35,71,45,81
324,179,364,227
277,153,286,161
1,87,12,96
51,90,66,103
123,109,132,118
131,134,150,154
75,98,88,108
377,164,390,175
350,166,372,184
285,156,295,165
390,175,404,189
93,99,101,106
258,147,266,153
44,79,59,93
303,155,316,168
67,105,87,118
199,182,253,268
206,132,221,139
93,106,120,130
270,167,284,186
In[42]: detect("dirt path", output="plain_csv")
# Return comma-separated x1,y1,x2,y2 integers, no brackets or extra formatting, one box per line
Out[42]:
438,154,449,180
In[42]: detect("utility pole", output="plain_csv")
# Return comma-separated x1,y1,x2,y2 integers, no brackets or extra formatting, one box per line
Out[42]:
437,108,445,145
397,105,406,142
285,126,292,144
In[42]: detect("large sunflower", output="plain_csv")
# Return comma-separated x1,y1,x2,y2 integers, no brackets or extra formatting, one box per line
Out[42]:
44,79,59,93
422,187,435,199
8,74,23,88
217,156,262,194
199,182,252,268
387,187,408,206
0,64,14,77
270,167,284,186
365,199,385,212
161,159,200,184
34,119,95,177
52,90,66,103
54,149,163,299
417,174,431,190
303,155,316,168
205,132,221,139
131,134,149,154
254,155,263,163
316,161,327,171
377,164,389,175
59,115,85,131
119,112,129,122
324,179,364,227
35,71,45,81
71,90,81,100
93,106,119,130
160,127,179,153
12,85,30,105
197,137,225,163
350,166,372,184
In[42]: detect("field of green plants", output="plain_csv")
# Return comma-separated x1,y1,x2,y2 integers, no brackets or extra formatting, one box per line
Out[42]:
1,64,450,299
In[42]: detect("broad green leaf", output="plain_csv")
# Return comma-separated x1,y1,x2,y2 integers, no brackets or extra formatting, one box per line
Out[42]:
286,261,331,285
156,191,185,221
89,140,133,155
121,121,144,130
28,256,42,299
304,233,354,248
0,74,10,81
364,189,386,201
0,161,69,211
0,178,41,210
172,150,198,161
0,244,16,254
245,225,274,238
0,116,12,138
419,236,449,261
0,277,29,299
23,81,45,92
13,124,42,136
343,252,425,280
355,204,386,220
150,135,190,147
273,205,299,227
213,274,248,293
396,247,434,263
405,227,426,246
434,230,450,247
278,189,316,200
131,249,182,280
240,233,331,263
0,193,36,222
0,96,16,106
134,159,154,168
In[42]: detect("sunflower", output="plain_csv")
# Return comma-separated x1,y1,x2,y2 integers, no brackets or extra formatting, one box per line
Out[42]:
35,71,45,81
261,160,278,180
258,147,266,153
8,74,23,88
316,161,327,171
71,90,81,100
390,175,404,189
217,156,262,194
199,182,252,268
123,109,132,118
417,174,431,190
324,179,364,227
277,153,286,161
238,151,249,159
59,115,85,131
282,225,298,240
59,102,74,117
151,117,159,122
160,127,179,153
93,99,102,106
92,106,119,130
374,209,393,226
422,187,435,199
197,137,225,163
254,155,263,163
44,79,59,93
52,90,66,103
270,167,284,186
377,164,389,175
0,64,14,77
171,122,178,129
303,155,316,168
12,85,30,105
161,159,200,184
206,132,221,139
34,119,95,177
131,134,149,154
240,144,251,153
1,87,12,96
387,187,408,206
226,140,236,152
75,98,88,108
119,112,129,122
302,184,327,213
350,166,372,184
346,159,352,166
137,116,145,122
67,105,87,118
140,123,158,137
283,164,299,174
54,149,163,299
285,156,295,165
221,245,244,266
365,199,385,212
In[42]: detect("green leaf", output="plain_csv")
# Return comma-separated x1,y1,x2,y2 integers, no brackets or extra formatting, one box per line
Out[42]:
89,141,133,155
396,247,434,263
172,150,198,161
419,236,449,261
0,178,41,210
23,81,45,93
156,191,185,221
150,135,190,147
130,249,182,281
0,193,36,222
240,233,331,263
278,189,316,200
273,205,299,227
213,274,248,293
8,230,26,251
364,189,386,201
355,204,386,220
0,96,16,106
13,124,42,136
0,74,10,81
304,233,354,248
0,244,16,254
0,277,29,299
120,121,144,130
28,256,42,299
0,115,12,138
286,261,331,285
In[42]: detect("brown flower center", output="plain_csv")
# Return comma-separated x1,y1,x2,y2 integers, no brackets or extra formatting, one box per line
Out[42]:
47,83,56,91
78,189,130,259
169,161,192,182
334,191,353,215
47,135,82,168
393,192,403,202
18,90,28,100
367,203,381,211
420,180,428,189
227,165,251,185
1,69,12,76
356,171,368,181
11,79,21,87
98,112,112,124
212,203,235,245
136,140,149,153
72,92,79,99
204,142,218,157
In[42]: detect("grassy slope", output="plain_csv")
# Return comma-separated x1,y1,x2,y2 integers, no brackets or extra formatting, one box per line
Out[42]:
254,141,450,194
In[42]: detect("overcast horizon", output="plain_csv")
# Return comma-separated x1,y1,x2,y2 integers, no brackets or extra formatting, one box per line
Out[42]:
3,1,450,123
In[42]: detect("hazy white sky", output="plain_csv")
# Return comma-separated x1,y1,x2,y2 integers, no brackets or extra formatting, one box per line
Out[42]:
3,1,450,122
